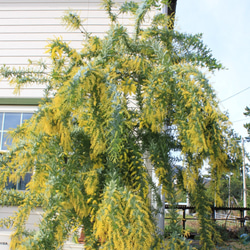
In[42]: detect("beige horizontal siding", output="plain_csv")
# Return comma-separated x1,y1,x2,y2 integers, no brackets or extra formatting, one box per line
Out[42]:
0,0,154,100
0,88,46,98
0,41,81,49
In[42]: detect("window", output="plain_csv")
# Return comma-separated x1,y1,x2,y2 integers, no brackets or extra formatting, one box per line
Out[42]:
0,111,34,190
0,112,33,151
5,173,32,191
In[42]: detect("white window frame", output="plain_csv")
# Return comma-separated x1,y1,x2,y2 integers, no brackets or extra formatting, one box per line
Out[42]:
0,105,38,191
0,105,37,153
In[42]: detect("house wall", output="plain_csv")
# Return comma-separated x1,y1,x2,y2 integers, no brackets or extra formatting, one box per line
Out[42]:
0,206,84,250
0,0,153,100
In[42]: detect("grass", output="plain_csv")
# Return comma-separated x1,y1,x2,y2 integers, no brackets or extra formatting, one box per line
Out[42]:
165,212,250,249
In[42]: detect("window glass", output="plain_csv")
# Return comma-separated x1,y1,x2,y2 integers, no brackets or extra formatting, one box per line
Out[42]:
0,112,3,129
22,113,33,123
4,113,21,130
5,174,32,191
2,132,12,150
17,173,32,190
0,112,33,151
0,111,34,190
5,177,16,190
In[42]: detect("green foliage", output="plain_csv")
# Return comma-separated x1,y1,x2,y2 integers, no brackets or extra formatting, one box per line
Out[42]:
94,178,157,249
193,177,222,249
102,0,118,22
165,231,194,250
119,1,139,14
244,106,250,136
62,11,82,30
61,10,90,39
0,0,242,249
214,224,230,242
0,61,49,94
219,174,242,206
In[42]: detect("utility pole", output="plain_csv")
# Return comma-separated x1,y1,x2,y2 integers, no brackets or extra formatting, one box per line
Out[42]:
242,138,247,217
228,173,231,207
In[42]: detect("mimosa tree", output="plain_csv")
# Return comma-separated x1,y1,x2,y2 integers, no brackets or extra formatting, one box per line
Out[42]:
0,0,241,249
244,106,250,135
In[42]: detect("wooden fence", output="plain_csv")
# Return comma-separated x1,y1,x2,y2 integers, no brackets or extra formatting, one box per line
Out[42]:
165,205,250,230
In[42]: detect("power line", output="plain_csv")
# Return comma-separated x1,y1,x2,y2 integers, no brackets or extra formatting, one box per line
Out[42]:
232,118,250,123
220,86,250,103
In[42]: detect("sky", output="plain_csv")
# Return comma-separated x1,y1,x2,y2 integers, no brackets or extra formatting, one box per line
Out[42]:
176,0,250,152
